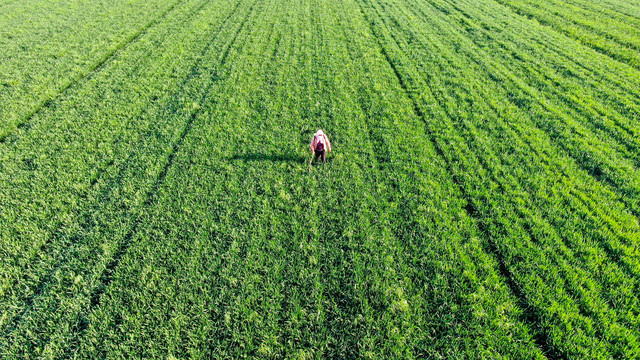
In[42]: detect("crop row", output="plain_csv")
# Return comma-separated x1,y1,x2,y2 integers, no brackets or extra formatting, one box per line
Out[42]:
17,0,547,358
2,0,639,357
597,0,640,17
66,0,549,357
0,0,255,356
421,0,640,219
358,0,640,357
493,0,640,69
419,0,640,265
0,0,184,142
420,0,640,222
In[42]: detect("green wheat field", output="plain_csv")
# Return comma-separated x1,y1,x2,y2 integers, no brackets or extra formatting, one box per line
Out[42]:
1,0,640,358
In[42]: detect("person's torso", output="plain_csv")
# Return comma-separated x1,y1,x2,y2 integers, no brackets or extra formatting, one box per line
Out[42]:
315,135,325,151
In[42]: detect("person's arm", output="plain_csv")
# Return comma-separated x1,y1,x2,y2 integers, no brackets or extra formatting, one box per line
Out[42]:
310,136,316,152
324,135,332,152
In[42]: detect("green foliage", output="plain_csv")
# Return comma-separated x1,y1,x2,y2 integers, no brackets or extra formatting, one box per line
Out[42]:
1,0,639,358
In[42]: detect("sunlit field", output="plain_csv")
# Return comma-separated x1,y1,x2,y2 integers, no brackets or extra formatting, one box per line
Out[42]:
1,0,640,358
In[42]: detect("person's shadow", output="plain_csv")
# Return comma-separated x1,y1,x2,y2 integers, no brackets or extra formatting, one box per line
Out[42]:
228,153,307,163
228,129,323,164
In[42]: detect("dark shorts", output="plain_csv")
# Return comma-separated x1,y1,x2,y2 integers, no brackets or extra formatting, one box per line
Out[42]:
314,149,326,162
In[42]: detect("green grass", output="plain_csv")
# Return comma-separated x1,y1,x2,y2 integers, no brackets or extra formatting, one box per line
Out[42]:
1,0,639,358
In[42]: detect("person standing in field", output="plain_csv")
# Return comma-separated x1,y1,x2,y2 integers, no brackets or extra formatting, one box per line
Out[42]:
310,129,332,165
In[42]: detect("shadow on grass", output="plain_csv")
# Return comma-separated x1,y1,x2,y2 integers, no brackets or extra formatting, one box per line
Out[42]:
228,153,307,163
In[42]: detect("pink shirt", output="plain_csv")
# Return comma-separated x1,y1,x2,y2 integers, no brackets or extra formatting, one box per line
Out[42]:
310,133,331,152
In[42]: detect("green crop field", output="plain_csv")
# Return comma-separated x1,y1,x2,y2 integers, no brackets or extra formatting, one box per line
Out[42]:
1,0,639,358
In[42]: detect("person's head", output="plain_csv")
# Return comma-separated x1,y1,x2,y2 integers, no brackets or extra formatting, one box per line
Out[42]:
316,129,324,136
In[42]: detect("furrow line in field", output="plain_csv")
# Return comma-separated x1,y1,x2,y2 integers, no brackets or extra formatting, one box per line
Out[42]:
404,0,640,228
460,0,640,312
73,0,274,347
455,0,640,116
563,0,640,25
355,0,553,357
516,23,640,116
432,0,640,168
483,25,640,132
0,1,259,354
476,6,640,159
86,0,245,193
89,0,254,304
424,0,640,255
528,0,640,52
361,0,640,356
0,0,224,291
67,0,259,347
330,5,421,357
0,0,185,144
492,0,640,70
140,0,253,210
460,21,640,220
0,0,225,340
0,0,229,316
402,0,640,307
420,0,637,354
475,94,640,283
596,0,640,19
342,1,548,356
352,4,446,166
568,188,640,276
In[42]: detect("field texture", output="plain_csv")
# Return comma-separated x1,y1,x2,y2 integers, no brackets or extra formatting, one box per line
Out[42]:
1,0,640,358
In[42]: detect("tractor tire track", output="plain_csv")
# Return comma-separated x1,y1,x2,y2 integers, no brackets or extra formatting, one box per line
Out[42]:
594,0,640,20
0,0,226,326
414,0,640,345
497,0,640,52
1,0,195,297
0,0,185,144
0,0,252,350
427,0,640,130
60,0,260,354
415,0,640,279
492,0,640,71
396,0,640,269
360,0,640,356
354,0,558,357
383,0,640,322
438,0,640,162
